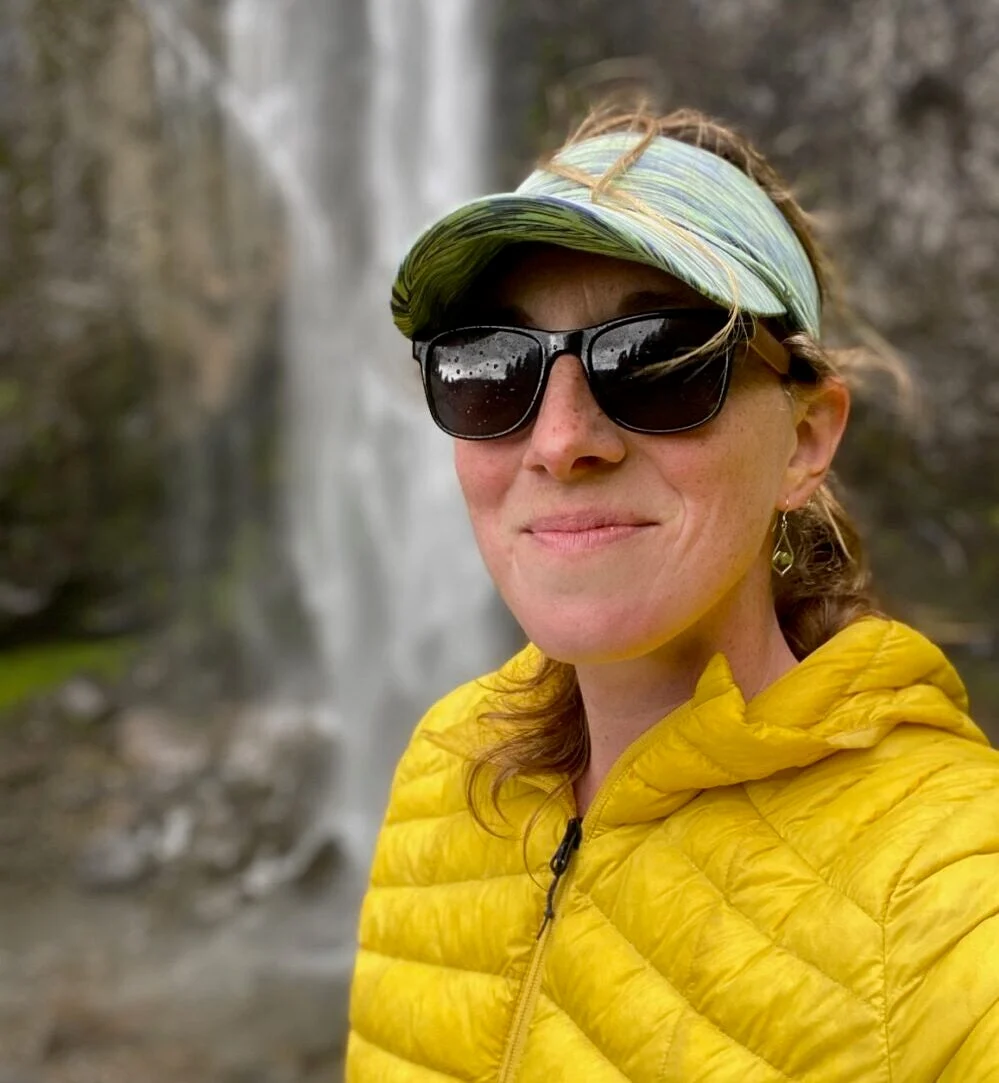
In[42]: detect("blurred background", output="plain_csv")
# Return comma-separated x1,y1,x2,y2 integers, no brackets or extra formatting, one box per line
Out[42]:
1,0,997,1079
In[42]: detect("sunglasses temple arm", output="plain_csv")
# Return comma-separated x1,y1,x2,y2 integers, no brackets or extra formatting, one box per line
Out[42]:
749,324,792,377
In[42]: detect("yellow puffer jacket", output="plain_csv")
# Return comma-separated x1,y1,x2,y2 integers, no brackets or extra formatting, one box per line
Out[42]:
347,618,999,1081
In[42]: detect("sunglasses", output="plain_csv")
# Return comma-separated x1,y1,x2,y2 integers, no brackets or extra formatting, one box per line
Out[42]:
413,309,792,440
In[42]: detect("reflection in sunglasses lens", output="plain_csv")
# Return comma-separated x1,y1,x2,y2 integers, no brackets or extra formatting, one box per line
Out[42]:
590,316,731,431
430,330,541,437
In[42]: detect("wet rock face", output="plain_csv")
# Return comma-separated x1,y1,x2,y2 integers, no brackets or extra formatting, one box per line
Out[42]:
0,0,164,643
0,0,288,659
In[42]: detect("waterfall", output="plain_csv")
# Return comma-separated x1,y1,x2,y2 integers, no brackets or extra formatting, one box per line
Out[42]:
141,0,512,880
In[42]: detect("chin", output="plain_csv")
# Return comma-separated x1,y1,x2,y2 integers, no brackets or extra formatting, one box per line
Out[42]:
510,595,679,666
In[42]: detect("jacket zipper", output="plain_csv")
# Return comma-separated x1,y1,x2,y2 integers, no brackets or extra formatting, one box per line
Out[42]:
537,817,582,939
498,816,583,1082
498,715,695,1080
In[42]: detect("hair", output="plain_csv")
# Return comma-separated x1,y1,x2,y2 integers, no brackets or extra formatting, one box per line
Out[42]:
464,102,914,826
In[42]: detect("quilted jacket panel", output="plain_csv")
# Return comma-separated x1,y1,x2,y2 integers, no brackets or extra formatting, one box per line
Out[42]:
347,619,999,1081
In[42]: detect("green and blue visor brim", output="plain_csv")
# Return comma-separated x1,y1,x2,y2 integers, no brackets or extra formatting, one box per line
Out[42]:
390,134,821,342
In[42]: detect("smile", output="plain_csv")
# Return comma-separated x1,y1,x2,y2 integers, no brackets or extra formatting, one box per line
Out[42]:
523,513,656,553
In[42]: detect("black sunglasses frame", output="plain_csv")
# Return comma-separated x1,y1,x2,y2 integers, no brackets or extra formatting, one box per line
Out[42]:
412,308,791,441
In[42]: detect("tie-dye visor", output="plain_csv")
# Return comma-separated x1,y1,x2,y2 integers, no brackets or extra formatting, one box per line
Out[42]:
391,132,821,341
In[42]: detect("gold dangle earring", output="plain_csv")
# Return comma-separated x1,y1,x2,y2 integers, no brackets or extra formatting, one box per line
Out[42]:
771,503,794,577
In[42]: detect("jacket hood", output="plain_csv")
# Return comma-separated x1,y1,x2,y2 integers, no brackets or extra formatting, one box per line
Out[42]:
430,618,985,829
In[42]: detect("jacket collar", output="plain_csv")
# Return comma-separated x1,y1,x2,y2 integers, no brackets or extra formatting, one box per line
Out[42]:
430,618,985,830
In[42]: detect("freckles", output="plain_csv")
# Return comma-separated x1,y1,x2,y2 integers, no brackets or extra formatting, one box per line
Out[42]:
644,402,777,547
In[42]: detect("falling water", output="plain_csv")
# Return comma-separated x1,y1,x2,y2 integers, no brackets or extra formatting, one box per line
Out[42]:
142,0,511,878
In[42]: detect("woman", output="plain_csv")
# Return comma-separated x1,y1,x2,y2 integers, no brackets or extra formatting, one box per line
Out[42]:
346,107,999,1081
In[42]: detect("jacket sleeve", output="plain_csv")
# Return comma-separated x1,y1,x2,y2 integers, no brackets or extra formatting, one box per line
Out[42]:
883,784,999,1082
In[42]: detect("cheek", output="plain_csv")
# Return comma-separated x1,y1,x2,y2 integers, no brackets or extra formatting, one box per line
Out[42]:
453,439,520,541
656,392,793,549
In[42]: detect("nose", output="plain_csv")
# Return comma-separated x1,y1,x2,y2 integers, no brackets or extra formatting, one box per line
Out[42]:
522,354,627,480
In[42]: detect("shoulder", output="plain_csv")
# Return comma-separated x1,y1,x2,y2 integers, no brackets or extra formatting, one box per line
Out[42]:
749,727,999,1079
380,642,539,823
874,731,999,1078
747,725,999,907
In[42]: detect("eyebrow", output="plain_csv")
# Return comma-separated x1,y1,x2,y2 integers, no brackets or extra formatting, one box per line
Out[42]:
468,302,535,327
617,289,710,313
463,288,709,330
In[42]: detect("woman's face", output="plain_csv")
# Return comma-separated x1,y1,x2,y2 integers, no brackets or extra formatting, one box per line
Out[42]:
453,246,847,664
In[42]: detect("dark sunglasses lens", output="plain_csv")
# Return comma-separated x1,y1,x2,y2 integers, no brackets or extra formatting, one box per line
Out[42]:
589,315,733,432
427,329,542,437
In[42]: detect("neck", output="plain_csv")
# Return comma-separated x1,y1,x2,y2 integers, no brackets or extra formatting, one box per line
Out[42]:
572,580,798,816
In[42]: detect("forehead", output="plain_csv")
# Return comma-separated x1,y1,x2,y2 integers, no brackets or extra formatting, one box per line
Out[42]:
470,243,711,318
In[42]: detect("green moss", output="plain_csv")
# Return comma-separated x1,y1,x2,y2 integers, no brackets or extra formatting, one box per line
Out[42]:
0,638,135,712
0,378,21,415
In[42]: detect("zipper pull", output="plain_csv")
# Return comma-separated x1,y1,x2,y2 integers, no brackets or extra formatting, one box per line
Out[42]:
537,817,582,939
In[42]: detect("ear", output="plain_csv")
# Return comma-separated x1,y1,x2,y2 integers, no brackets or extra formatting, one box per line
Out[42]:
781,378,851,508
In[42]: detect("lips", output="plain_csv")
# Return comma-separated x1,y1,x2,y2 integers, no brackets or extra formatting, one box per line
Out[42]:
522,511,656,553
524,511,655,533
